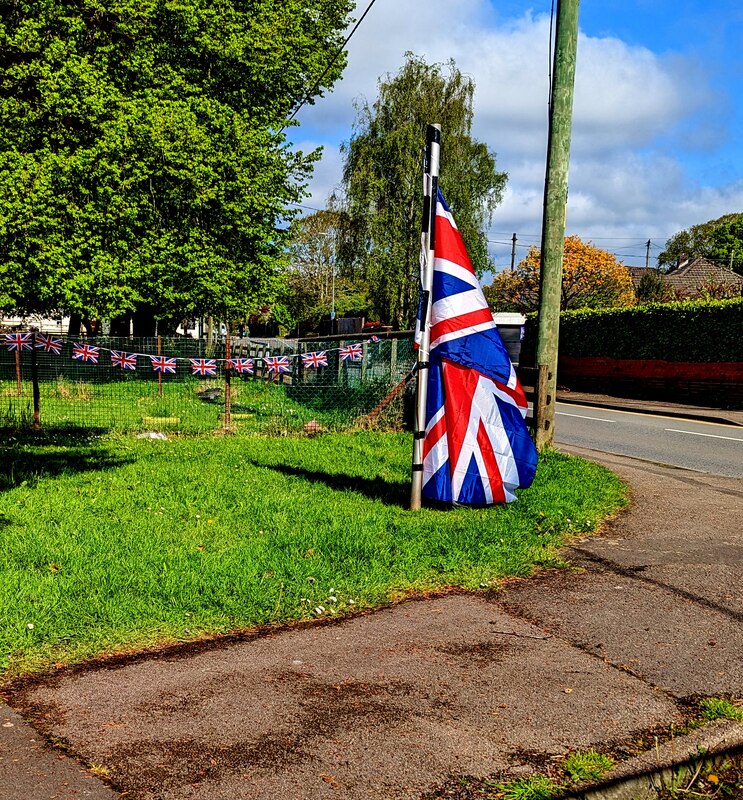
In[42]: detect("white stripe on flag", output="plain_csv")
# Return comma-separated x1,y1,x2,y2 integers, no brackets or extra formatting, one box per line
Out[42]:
430,320,498,350
433,258,479,287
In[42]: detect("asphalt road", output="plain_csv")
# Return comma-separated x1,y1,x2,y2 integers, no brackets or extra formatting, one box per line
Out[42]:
554,402,743,478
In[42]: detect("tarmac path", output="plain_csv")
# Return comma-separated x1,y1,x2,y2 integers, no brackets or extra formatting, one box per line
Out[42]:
2,446,742,800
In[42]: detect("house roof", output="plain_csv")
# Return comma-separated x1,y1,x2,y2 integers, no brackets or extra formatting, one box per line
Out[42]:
629,258,743,293
666,256,743,288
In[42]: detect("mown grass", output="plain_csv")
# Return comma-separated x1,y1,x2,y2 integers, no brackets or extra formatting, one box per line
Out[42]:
0,430,627,678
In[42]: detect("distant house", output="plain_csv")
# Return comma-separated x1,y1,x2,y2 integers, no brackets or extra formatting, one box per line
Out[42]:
629,257,743,299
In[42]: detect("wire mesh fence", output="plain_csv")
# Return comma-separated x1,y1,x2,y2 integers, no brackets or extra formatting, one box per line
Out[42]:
0,332,417,435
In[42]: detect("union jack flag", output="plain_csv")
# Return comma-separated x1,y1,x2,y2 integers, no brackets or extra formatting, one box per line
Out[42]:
301,350,328,369
4,333,32,352
110,350,137,370
228,358,254,374
420,189,537,505
339,343,362,361
190,358,217,377
35,334,63,355
369,335,381,343
264,355,291,376
149,355,177,374
72,342,100,363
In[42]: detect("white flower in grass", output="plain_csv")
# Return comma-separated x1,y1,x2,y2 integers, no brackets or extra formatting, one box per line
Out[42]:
26,623,34,630
328,596,337,603
314,606,325,615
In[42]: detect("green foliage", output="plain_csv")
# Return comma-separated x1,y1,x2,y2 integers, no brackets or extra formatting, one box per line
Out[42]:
0,0,353,321
555,298,743,362
699,698,743,722
340,53,507,328
284,207,369,332
635,270,674,304
492,775,561,800
561,750,614,783
658,213,743,272
709,216,743,275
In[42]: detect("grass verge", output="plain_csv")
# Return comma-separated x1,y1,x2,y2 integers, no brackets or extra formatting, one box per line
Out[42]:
0,431,627,679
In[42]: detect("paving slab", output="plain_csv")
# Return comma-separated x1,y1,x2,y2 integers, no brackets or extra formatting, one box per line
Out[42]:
13,594,677,800
499,447,743,698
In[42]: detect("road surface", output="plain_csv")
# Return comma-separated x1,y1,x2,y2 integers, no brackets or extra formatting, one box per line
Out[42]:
554,402,743,478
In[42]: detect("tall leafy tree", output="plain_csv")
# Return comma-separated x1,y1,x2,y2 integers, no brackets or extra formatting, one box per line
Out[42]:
658,213,743,272
283,207,367,331
0,0,353,325
708,216,743,275
339,53,507,329
485,236,635,312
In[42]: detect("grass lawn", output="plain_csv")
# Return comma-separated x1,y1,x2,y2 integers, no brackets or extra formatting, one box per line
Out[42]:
0,430,627,679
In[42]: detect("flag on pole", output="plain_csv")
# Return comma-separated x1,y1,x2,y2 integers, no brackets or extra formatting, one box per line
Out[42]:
72,343,100,363
420,189,537,504
110,350,138,370
189,358,217,377
35,334,63,355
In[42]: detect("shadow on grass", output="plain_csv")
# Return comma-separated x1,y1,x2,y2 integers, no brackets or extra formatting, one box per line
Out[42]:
0,426,135,493
247,460,410,507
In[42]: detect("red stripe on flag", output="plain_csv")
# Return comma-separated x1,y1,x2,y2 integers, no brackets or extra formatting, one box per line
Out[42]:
423,414,447,459
442,360,478,476
434,213,475,273
431,306,494,344
493,378,528,409
476,421,507,504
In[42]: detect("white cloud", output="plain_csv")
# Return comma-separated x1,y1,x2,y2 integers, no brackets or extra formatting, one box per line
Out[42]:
291,1,739,271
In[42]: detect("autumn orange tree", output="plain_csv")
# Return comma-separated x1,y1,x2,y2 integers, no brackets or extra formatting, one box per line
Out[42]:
484,235,635,312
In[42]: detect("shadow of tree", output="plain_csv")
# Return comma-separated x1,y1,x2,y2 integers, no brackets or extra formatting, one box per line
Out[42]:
0,427,135,493
246,460,410,508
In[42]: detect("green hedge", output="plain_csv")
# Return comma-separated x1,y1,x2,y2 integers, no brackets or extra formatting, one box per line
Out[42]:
525,298,743,362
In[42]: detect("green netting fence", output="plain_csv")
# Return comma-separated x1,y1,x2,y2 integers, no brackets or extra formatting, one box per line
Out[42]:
0,332,417,435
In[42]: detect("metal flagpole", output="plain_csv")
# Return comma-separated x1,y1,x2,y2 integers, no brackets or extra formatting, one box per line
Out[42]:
410,123,441,511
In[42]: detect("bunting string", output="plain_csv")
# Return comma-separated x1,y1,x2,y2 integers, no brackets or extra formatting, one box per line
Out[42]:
2,333,385,377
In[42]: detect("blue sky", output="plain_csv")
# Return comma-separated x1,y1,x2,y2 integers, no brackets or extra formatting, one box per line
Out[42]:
288,0,743,271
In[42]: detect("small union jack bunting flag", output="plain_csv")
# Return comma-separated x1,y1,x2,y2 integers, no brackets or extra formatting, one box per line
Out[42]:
369,335,381,343
110,350,137,370
228,358,254,374
264,355,291,375
35,334,63,355
301,350,328,369
149,355,177,374
72,342,100,363
190,358,217,377
4,333,33,352
339,343,362,361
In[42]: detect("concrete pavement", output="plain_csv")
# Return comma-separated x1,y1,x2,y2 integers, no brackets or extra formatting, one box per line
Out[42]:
2,429,742,799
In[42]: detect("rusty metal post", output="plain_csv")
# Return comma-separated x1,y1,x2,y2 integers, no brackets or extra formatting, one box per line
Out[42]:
157,335,163,398
224,332,232,432
15,348,22,395
30,332,40,430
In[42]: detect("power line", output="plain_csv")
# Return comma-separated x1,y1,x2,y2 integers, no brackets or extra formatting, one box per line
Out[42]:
280,0,380,133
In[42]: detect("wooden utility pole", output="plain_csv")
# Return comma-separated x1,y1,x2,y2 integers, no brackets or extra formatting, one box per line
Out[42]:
535,0,580,450
645,239,651,269
510,233,517,270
